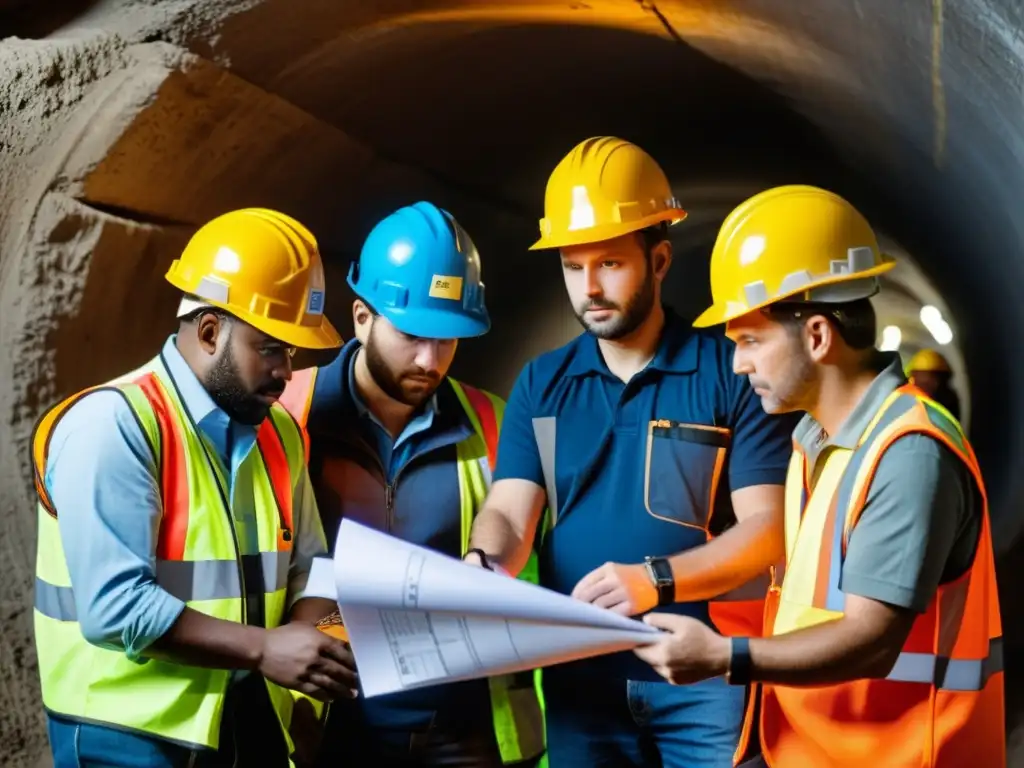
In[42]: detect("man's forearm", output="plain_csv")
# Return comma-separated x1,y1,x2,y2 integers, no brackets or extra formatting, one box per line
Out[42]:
146,607,265,671
289,597,338,625
667,509,784,602
748,616,903,687
469,506,533,576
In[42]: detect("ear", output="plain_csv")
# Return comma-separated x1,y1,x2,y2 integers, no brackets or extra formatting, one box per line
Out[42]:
352,300,373,344
196,313,224,356
804,315,836,363
651,239,673,281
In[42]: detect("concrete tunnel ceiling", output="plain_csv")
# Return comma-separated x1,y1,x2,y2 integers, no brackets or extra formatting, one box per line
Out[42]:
3,0,1024,763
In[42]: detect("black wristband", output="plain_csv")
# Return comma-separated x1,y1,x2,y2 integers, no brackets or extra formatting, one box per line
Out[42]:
727,637,753,686
465,548,494,571
644,556,675,606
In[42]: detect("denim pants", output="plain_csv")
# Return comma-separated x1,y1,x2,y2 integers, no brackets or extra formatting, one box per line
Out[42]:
46,674,290,767
543,674,745,768
47,716,201,768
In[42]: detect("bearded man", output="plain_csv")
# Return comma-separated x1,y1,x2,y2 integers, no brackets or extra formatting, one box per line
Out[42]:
462,138,801,768
278,201,545,768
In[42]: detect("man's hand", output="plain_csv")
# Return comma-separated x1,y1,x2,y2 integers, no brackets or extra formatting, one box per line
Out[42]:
632,613,731,685
259,622,359,701
571,562,658,616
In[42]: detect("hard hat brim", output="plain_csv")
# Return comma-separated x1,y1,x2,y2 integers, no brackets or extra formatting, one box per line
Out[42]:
692,254,897,328
380,306,490,340
528,208,687,251
233,305,343,350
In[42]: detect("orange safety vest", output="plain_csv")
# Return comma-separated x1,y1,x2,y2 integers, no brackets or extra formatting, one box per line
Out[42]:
735,385,1005,767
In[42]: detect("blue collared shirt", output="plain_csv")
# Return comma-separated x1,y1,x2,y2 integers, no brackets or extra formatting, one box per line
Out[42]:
44,336,326,660
494,306,800,681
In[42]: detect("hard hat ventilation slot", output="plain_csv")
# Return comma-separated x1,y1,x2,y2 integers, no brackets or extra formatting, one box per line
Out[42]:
743,281,770,308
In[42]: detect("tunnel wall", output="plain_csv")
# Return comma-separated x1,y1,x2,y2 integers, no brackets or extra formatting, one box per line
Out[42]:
3,1,1024,765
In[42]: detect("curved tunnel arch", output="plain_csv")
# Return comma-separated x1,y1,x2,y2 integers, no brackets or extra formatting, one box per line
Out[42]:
1,0,1022,762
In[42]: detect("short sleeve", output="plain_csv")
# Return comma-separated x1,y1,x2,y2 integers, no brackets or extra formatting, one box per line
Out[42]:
493,362,546,488
841,434,973,612
726,375,801,491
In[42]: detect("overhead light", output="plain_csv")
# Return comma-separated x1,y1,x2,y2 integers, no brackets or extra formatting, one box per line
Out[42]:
879,325,902,351
919,304,953,345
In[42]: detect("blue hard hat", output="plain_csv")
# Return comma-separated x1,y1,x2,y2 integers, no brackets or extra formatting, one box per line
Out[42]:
348,202,490,339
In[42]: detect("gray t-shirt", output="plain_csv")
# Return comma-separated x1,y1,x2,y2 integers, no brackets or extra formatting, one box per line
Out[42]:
793,353,980,613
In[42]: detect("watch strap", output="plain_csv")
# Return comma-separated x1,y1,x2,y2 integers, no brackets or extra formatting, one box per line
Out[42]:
465,548,494,571
727,637,752,686
644,556,675,606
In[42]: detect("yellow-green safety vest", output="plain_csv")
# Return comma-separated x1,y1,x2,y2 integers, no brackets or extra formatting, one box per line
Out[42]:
32,353,308,757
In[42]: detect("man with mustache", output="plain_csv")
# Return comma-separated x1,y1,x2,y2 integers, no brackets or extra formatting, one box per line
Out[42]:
278,201,544,768
632,186,1003,767
33,208,356,768
463,137,801,768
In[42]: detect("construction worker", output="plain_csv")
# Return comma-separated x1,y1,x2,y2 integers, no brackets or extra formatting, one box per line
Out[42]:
463,137,801,768
277,201,545,767
32,208,357,768
906,348,961,420
633,185,1004,767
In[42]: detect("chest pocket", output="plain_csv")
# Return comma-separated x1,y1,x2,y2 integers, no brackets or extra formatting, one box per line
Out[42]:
644,419,731,532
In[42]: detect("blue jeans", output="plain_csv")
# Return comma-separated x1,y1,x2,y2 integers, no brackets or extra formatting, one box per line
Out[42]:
47,715,200,768
544,675,745,768
46,675,290,767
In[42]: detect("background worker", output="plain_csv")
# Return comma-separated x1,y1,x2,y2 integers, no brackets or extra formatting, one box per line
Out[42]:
278,201,545,768
634,185,1004,768
463,137,800,768
906,347,961,420
32,208,358,768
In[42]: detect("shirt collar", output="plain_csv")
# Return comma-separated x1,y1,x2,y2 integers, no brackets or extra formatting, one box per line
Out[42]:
565,305,700,378
794,351,908,452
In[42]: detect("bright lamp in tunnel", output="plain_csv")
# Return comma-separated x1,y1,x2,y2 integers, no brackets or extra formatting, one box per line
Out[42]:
920,304,954,345
880,325,902,351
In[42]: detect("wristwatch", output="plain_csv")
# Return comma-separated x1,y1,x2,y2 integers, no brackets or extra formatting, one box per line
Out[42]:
643,556,675,606
727,637,753,686
465,548,494,571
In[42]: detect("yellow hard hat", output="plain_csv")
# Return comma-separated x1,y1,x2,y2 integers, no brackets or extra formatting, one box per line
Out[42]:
165,208,342,350
906,348,951,374
693,185,896,328
529,136,687,250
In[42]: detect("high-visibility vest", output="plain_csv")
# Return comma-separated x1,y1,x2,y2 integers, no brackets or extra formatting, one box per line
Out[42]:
32,353,309,755
279,369,546,764
735,385,1005,767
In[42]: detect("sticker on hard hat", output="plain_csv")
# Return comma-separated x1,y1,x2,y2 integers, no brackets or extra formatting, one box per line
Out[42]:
429,275,463,301
306,289,325,315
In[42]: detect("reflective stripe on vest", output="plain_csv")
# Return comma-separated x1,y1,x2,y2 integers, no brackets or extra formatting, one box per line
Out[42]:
279,370,546,764
32,353,303,750
749,386,1005,768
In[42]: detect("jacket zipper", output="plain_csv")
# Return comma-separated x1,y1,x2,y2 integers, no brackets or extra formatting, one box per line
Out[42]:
344,435,415,535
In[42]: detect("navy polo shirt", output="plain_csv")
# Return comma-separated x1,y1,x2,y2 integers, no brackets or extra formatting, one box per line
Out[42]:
493,306,800,681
